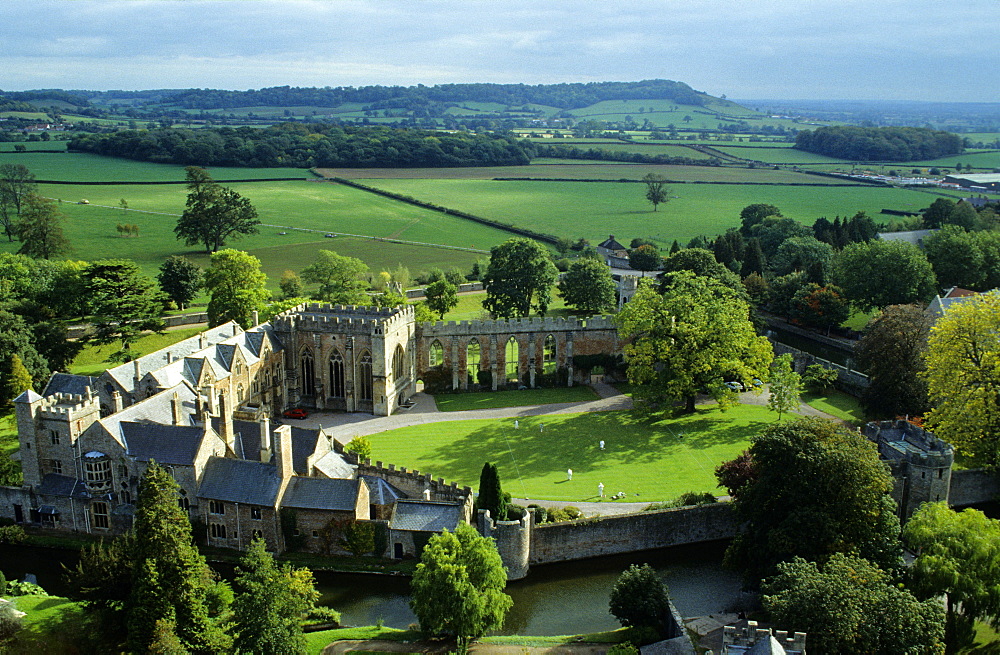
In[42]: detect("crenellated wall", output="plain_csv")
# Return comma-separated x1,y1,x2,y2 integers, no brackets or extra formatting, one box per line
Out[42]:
355,457,474,523
478,508,531,580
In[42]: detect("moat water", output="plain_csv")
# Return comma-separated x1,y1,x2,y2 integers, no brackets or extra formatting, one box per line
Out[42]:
0,540,742,636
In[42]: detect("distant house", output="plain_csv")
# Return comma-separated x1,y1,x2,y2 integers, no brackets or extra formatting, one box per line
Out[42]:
597,235,628,261
877,229,934,248
944,173,1000,192
928,286,980,316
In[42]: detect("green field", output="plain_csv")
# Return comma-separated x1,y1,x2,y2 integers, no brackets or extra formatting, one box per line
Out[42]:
712,145,850,164
433,387,599,412
366,404,780,501
0,595,87,655
70,326,206,376
358,178,946,245
544,142,714,159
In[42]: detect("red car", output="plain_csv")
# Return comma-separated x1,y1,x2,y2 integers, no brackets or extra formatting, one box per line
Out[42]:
282,408,308,420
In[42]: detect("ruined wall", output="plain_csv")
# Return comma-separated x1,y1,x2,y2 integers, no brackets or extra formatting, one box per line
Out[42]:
529,502,737,565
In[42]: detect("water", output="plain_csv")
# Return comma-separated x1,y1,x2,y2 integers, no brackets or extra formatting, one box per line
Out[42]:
0,540,742,636
767,325,854,367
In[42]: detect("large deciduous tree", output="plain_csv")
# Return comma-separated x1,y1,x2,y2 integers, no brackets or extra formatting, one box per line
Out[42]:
628,244,662,275
204,249,271,329
924,291,1000,465
721,417,901,586
232,537,319,655
127,462,230,653
766,354,800,420
609,563,671,630
174,166,260,253
424,279,459,319
641,173,668,212
763,554,945,654
616,273,772,414
482,238,558,319
739,203,781,235
410,523,512,654
300,249,370,305
833,239,937,312
157,255,204,310
558,257,616,313
15,193,70,259
84,259,165,363
903,502,1000,648
0,163,36,242
789,283,851,334
855,304,933,419
923,224,985,290
0,309,49,406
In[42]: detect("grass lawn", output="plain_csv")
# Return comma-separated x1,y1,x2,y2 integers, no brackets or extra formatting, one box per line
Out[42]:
69,326,206,377
962,621,1000,653
801,389,866,424
305,626,420,655
366,404,783,501
432,291,578,322
432,387,599,412
0,595,88,655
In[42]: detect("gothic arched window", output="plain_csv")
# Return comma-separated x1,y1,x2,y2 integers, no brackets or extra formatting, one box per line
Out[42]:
543,335,557,374
329,351,345,398
359,351,374,401
505,337,519,382
300,349,315,396
429,340,443,367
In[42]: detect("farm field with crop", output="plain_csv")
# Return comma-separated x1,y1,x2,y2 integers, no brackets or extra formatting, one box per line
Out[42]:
356,178,944,245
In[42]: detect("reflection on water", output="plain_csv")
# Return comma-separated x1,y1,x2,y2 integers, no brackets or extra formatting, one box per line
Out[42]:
768,325,853,366
0,540,742,637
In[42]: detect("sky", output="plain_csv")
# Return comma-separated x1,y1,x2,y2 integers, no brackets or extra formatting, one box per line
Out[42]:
2,0,996,102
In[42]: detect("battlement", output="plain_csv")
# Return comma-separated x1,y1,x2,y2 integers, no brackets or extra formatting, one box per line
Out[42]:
38,390,99,420
271,302,414,334
418,314,617,337
723,621,806,654
864,420,954,468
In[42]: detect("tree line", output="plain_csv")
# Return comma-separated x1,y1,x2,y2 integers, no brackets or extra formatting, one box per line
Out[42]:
68,124,533,168
794,125,963,161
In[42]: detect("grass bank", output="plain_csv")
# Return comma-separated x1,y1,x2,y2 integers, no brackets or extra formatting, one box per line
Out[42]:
432,387,600,412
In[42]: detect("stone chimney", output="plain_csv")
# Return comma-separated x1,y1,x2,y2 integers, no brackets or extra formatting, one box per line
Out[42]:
199,332,207,349
252,310,259,327
171,391,182,425
111,390,124,414
194,393,206,425
259,416,272,463
132,360,141,390
219,391,234,452
166,351,173,364
275,425,293,480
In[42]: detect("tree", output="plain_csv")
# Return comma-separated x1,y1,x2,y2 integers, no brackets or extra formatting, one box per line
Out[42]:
128,462,229,653
609,563,671,630
157,256,203,310
661,248,744,296
903,502,1000,648
0,163,36,241
741,238,766,276
833,239,937,312
855,304,933,419
558,257,616,313
345,435,372,461
477,462,508,522
278,270,304,300
174,167,260,253
770,236,834,278
789,284,851,334
410,523,512,653
924,291,1000,465
15,193,70,259
739,203,781,235
722,417,901,586
628,244,661,275
482,238,558,319
300,250,370,305
63,532,137,647
0,309,49,406
1,354,32,410
232,537,318,655
763,554,945,654
85,260,165,363
616,274,772,414
766,354,800,420
802,363,838,393
922,197,955,229
425,279,459,319
641,173,668,212
339,521,376,558
204,249,270,329
923,225,985,290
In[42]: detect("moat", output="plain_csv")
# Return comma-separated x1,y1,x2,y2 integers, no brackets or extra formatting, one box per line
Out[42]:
0,540,741,636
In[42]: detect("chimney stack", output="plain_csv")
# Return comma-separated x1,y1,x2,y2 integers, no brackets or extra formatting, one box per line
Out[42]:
252,310,259,326
219,391,234,452
275,425,293,480
166,351,173,364
199,332,207,349
133,360,141,390
112,390,124,414
259,416,272,463
171,391,182,425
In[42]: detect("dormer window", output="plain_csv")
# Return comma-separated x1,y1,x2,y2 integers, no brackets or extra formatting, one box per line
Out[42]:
84,452,112,492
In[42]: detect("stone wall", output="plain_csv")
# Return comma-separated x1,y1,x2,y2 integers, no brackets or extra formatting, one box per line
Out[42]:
771,341,869,394
528,502,737,565
356,458,474,523
949,468,1000,507
478,508,531,580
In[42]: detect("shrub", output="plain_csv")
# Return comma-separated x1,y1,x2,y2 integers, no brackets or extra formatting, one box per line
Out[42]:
609,563,670,629
305,606,341,626
0,525,26,544
506,504,525,521
803,363,839,392
526,504,547,524
607,644,640,655
6,580,46,597
546,506,583,522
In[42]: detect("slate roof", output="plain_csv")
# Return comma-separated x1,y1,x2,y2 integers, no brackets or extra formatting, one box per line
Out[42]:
43,373,98,398
100,383,199,442
361,476,406,505
196,457,282,506
598,235,627,251
390,500,462,532
36,474,90,499
282,477,359,512
13,390,42,404
877,229,934,247
314,449,357,479
221,420,322,475
121,422,206,465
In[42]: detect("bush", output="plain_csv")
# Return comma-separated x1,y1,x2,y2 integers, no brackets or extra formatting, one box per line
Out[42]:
305,606,342,626
609,563,670,629
0,525,26,544
6,580,47,597
526,504,547,524
607,644,640,655
803,363,839,392
546,506,583,522
506,504,525,521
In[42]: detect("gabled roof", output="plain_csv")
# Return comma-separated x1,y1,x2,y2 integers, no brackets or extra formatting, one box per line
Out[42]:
598,235,627,251
243,330,266,357
314,449,357,480
99,383,199,438
361,476,406,505
390,500,462,532
43,373,97,397
36,473,90,499
282,477,359,511
121,422,207,466
197,457,282,506
214,343,236,372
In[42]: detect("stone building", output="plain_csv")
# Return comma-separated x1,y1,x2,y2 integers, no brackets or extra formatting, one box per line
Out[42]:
863,420,954,519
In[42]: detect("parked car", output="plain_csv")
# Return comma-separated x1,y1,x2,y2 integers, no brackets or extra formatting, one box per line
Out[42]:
282,408,308,419
724,381,744,392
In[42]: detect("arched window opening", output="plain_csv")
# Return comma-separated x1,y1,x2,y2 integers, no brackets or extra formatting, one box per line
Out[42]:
467,339,481,385
359,352,374,401
237,384,245,403
300,349,315,396
543,335,557,374
329,351,345,398
429,340,443,368
505,337,519,383
393,344,406,381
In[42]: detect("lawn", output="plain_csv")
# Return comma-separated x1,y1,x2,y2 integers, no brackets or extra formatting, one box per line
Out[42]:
365,404,782,502
801,389,866,425
432,387,599,412
69,326,206,377
0,595,88,655
430,291,579,323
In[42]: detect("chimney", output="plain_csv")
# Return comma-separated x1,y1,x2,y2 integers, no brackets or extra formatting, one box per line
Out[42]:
259,416,272,463
252,310,259,326
133,360,141,389
111,390,123,414
85,385,93,402
233,323,240,337
199,333,207,349
219,392,234,451
195,393,206,424
275,425,293,480
166,351,173,364
170,391,182,425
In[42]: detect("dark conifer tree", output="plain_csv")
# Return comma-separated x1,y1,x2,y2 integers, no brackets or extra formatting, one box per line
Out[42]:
477,462,507,522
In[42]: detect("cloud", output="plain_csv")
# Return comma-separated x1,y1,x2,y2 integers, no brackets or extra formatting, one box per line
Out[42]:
0,0,995,101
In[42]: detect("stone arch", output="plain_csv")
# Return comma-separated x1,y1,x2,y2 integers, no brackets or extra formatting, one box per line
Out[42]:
300,348,316,396
505,336,519,383
429,339,444,368
358,350,374,402
393,344,406,381
329,350,345,398
543,334,557,374
467,338,481,386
